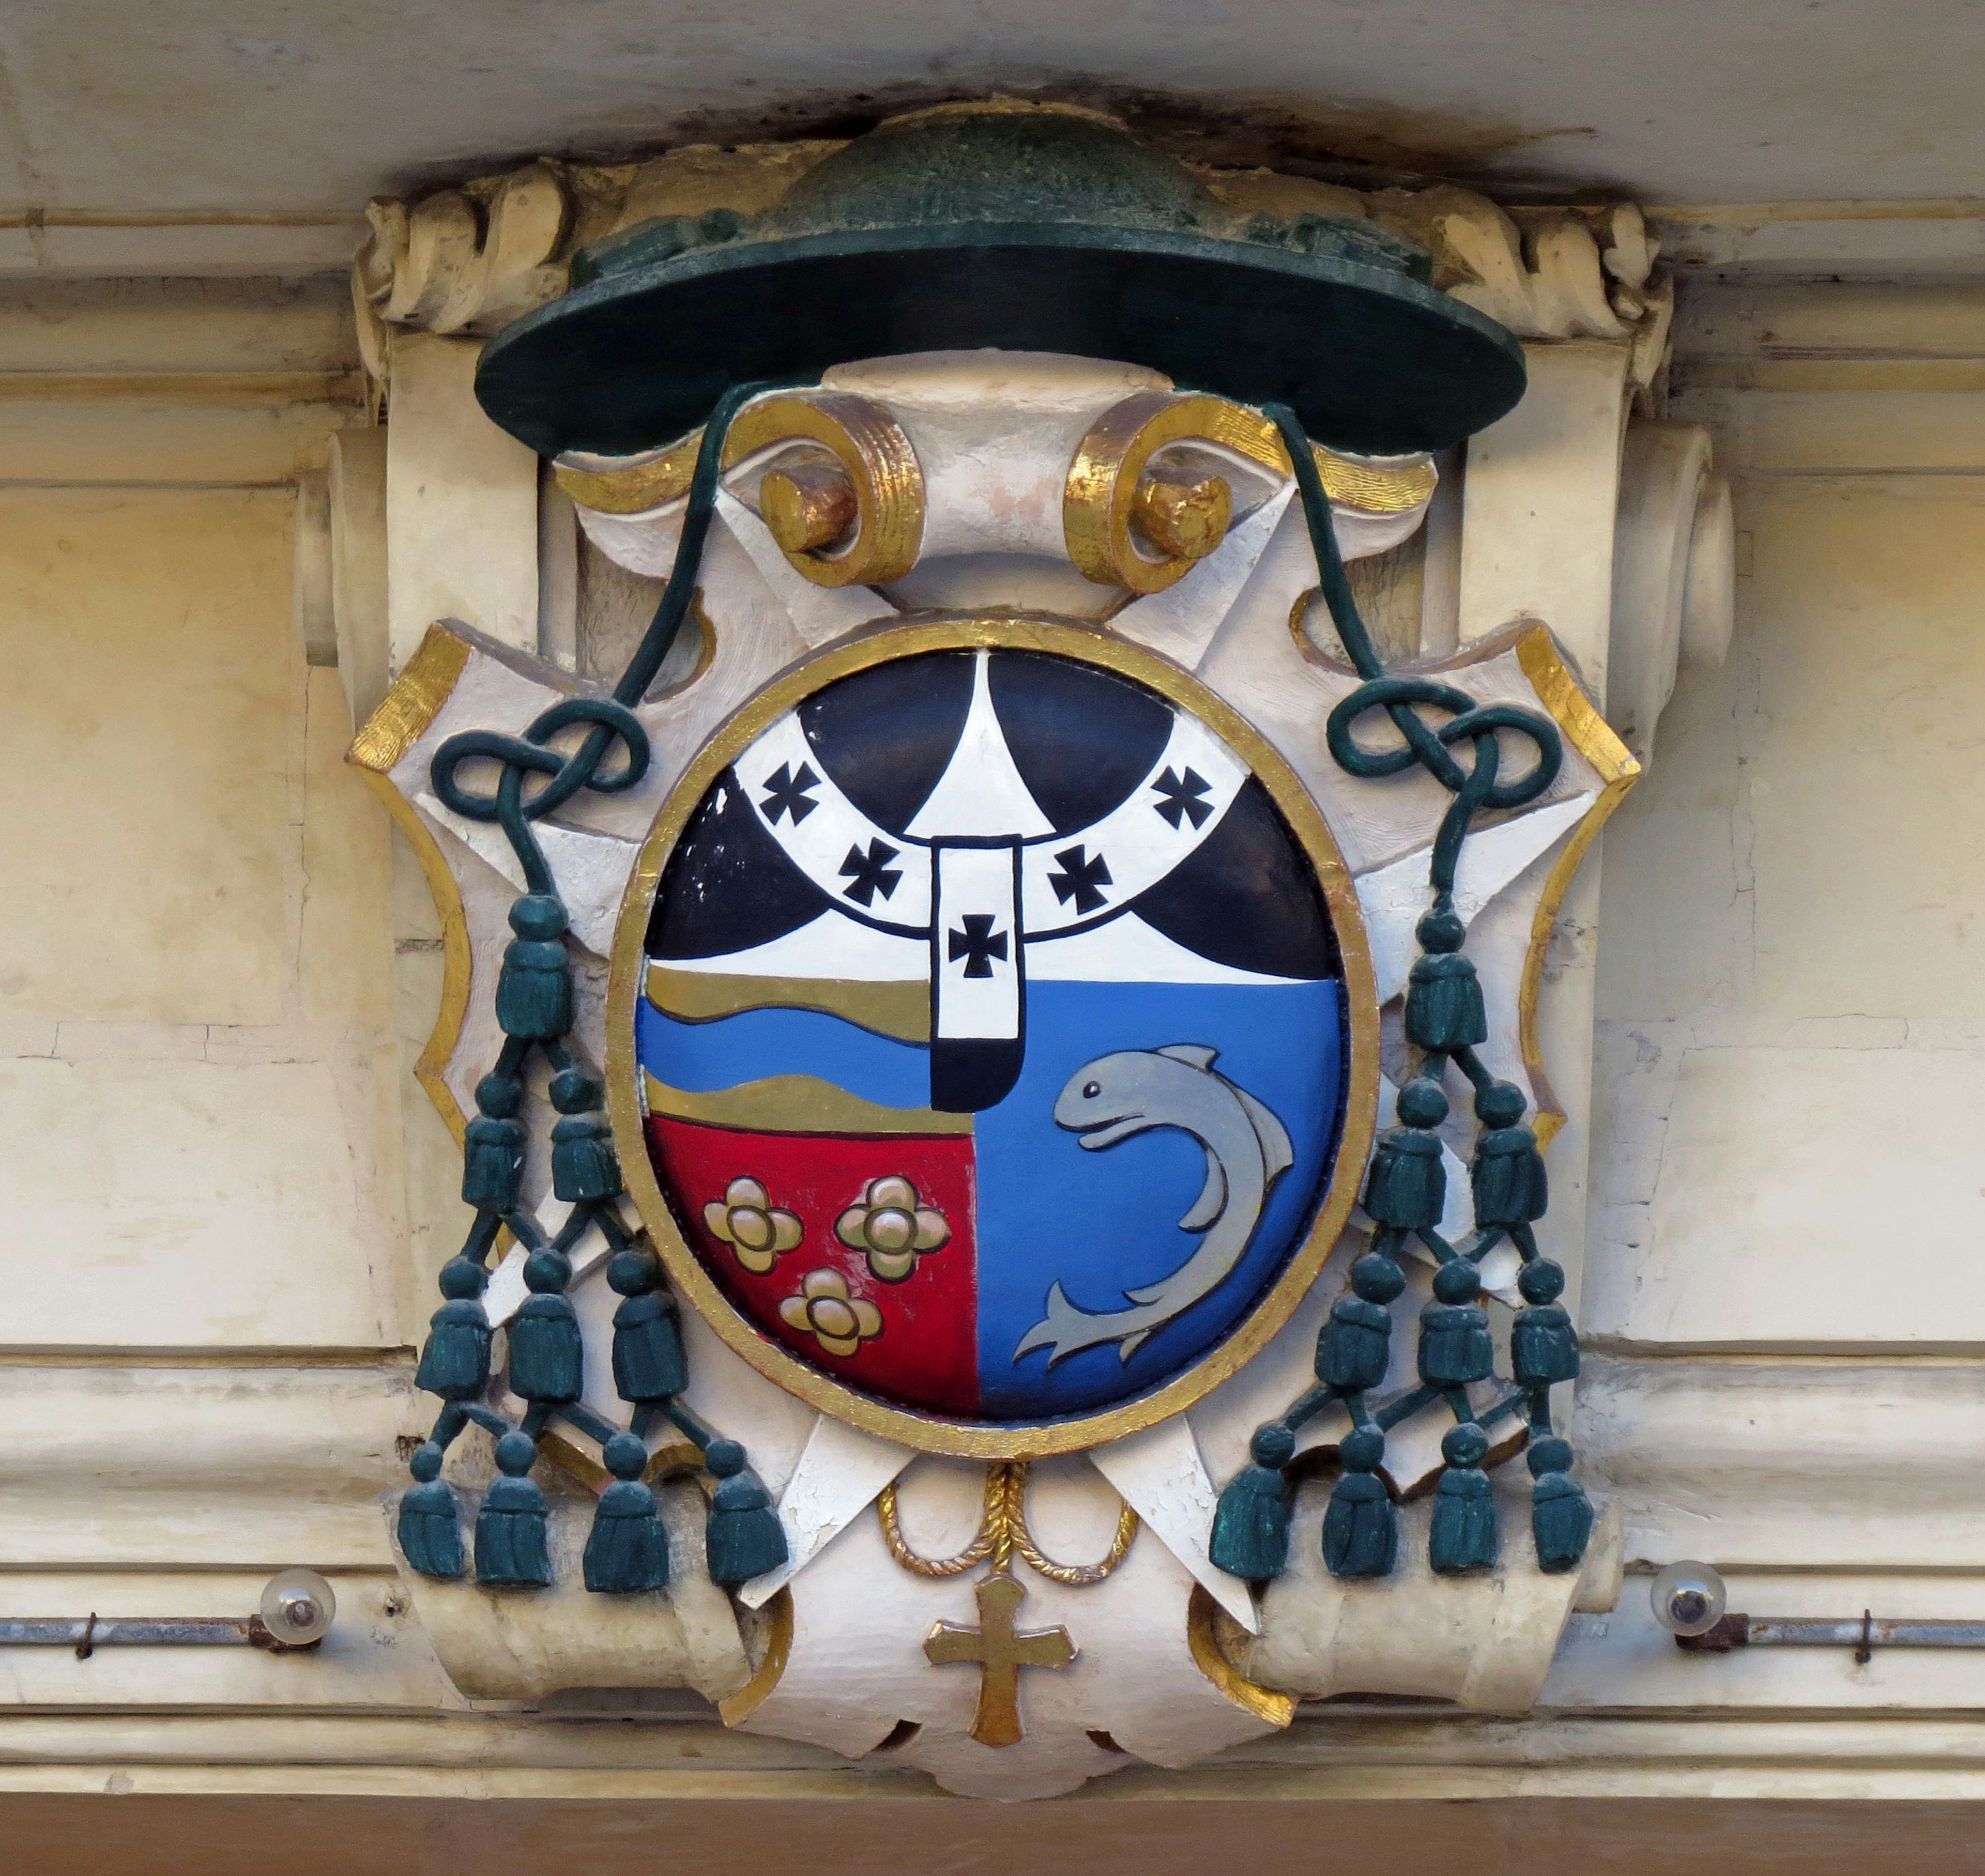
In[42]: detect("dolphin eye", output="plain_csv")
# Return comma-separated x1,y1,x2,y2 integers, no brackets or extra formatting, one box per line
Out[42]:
1082,1081,1101,1099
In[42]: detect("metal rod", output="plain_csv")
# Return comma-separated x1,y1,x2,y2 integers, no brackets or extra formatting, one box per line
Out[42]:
0,1616,306,1654
1752,1617,1985,1648
1678,1612,1985,1655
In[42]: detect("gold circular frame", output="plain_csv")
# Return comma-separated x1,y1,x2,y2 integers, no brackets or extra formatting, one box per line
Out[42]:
604,613,1379,1459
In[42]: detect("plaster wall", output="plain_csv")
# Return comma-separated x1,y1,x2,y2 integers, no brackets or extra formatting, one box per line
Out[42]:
1566,276,1985,1657
6,268,1985,1836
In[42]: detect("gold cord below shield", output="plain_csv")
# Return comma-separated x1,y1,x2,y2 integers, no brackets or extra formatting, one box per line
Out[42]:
879,1463,1138,1588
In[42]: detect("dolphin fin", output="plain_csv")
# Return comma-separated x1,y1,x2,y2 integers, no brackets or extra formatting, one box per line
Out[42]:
1178,1144,1227,1232
1232,1082,1294,1185
1157,1043,1218,1069
1012,1286,1070,1361
1119,1328,1152,1362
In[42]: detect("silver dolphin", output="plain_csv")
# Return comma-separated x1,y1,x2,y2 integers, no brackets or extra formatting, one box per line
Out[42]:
1014,1044,1294,1366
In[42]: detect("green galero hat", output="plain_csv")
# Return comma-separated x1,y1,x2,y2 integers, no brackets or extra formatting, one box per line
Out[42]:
476,100,1526,460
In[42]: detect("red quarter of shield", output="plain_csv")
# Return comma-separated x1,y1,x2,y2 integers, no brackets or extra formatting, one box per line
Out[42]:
647,1116,979,1417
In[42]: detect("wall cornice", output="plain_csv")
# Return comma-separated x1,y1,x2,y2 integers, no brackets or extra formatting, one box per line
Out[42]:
351,141,1674,403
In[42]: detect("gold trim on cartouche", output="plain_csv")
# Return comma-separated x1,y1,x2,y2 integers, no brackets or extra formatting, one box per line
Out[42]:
1187,1583,1295,1728
347,623,471,774
554,435,704,516
1066,392,1438,594
1515,624,1641,1149
556,391,926,590
604,614,1381,1461
346,624,477,1144
719,1586,794,1726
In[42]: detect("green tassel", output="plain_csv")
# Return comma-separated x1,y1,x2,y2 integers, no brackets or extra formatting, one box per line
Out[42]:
474,1432,552,1587
550,1069,621,1202
1469,1081,1548,1227
1513,1259,1578,1386
509,1251,582,1403
1513,1310,1579,1385
1323,1427,1397,1579
397,1443,463,1579
1419,1262,1493,1387
1316,1253,1402,1389
703,1439,787,1586
1531,1469,1593,1574
1209,1424,1295,1580
1404,905,1486,1051
608,1247,685,1401
462,1073,525,1211
1471,1129,1547,1227
414,1258,491,1400
496,895,573,1041
551,1114,619,1201
1430,1423,1498,1575
583,1434,670,1593
1364,1076,1448,1231
1363,1129,1444,1231
613,1289,688,1402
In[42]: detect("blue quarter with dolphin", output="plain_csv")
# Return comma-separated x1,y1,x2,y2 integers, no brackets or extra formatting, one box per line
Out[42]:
636,977,1345,1419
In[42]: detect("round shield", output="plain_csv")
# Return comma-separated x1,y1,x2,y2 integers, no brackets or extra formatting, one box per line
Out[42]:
608,617,1378,1454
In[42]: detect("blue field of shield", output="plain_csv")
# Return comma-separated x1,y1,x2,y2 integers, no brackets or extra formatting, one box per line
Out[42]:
638,977,1347,1420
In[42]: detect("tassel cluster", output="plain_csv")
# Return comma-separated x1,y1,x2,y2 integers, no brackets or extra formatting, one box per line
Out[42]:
400,393,798,1601
1217,399,1592,1592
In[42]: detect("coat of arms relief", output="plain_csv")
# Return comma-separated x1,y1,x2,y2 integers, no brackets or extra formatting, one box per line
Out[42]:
341,102,1724,1800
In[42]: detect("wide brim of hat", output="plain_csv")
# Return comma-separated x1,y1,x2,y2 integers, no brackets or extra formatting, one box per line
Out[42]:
476,221,1527,460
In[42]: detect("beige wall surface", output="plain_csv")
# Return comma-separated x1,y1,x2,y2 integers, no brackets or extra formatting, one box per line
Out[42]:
0,279,435,1671
0,487,409,1349
1577,283,1985,1607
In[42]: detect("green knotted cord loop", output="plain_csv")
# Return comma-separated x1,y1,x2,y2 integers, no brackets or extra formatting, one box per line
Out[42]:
1210,404,1590,1587
398,382,795,1595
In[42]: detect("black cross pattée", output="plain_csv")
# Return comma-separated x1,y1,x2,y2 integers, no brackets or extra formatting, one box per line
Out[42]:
839,839,902,906
947,914,1009,979
1047,844,1112,915
759,761,821,825
1152,765,1214,830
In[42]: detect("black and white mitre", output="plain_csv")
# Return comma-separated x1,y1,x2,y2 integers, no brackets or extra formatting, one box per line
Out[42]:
648,645,1339,1111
